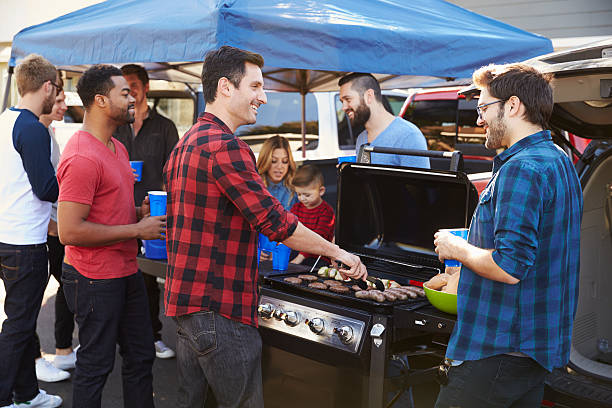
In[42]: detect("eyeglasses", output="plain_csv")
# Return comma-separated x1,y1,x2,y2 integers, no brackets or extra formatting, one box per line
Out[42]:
48,80,63,96
476,99,506,119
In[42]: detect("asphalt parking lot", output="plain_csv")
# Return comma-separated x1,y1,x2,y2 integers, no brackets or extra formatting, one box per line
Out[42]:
1,277,180,408
1,276,440,408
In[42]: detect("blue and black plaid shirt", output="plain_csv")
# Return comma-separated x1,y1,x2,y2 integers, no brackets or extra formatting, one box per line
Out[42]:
447,130,583,371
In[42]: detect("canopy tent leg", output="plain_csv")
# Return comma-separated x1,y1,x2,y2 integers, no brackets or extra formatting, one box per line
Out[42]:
301,91,306,159
2,66,14,113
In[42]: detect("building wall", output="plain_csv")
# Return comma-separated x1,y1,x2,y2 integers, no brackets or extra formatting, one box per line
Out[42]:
447,0,612,49
0,0,103,43
0,1,103,107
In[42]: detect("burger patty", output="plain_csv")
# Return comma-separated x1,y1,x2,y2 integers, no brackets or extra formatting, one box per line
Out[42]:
323,279,342,286
284,277,303,285
328,285,350,294
298,274,318,282
308,282,328,290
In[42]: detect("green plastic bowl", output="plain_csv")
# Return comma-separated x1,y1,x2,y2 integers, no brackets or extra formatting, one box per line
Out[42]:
423,284,457,315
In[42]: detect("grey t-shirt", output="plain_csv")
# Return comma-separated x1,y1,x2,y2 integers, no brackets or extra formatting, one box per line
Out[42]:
355,117,430,169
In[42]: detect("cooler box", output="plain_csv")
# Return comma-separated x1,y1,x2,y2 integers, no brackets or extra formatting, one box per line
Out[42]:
143,239,167,260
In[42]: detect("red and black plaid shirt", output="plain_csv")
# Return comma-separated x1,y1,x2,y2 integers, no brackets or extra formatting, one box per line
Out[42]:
163,113,298,326
290,200,335,260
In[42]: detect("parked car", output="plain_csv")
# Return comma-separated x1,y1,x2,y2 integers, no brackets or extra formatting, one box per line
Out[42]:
398,86,497,174
52,88,197,152
235,89,411,207
461,40,612,408
236,89,411,160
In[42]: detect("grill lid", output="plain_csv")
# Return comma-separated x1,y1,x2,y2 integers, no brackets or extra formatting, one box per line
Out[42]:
336,163,478,276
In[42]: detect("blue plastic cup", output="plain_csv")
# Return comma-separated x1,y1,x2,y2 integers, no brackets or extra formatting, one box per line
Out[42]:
442,228,469,267
130,161,143,182
148,191,167,216
338,155,356,164
258,233,274,257
272,243,291,271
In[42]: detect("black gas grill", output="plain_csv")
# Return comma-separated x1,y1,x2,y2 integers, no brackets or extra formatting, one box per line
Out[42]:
258,162,478,408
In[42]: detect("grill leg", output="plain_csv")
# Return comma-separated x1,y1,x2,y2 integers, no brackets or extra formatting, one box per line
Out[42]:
368,315,388,408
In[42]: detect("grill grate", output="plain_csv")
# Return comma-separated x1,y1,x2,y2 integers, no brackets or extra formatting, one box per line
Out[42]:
264,271,428,311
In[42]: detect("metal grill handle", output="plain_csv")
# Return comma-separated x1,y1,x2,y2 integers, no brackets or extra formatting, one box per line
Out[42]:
357,144,464,172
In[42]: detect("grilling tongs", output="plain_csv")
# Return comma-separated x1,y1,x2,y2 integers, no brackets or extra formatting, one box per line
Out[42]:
336,261,385,291
354,276,385,291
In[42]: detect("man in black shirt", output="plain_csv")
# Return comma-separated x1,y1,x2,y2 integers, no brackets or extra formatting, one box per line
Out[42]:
114,64,179,359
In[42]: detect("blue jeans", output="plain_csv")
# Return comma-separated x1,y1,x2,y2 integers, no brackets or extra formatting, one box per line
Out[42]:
435,354,547,408
62,264,155,408
0,242,48,406
173,311,264,408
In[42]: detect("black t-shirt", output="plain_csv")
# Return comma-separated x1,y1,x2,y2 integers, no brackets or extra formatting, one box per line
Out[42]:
114,108,179,205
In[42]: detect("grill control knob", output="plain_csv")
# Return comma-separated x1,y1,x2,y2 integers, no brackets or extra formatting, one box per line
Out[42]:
273,309,285,321
334,326,353,344
284,311,300,327
307,318,325,335
257,304,274,319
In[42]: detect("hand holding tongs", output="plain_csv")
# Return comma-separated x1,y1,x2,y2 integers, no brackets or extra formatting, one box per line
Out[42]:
336,261,385,291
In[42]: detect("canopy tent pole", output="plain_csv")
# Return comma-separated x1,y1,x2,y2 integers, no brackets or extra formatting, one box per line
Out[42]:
2,66,14,113
301,92,306,159
298,69,308,159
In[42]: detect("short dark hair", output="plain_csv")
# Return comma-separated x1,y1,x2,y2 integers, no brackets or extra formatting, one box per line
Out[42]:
473,63,553,129
201,45,264,103
292,164,324,188
77,64,123,108
338,72,382,103
121,64,149,85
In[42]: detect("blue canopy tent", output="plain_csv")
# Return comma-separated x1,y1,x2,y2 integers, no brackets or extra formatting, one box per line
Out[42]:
6,0,553,152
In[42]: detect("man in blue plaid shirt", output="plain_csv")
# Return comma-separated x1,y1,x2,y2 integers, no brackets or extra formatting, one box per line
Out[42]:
433,63,582,407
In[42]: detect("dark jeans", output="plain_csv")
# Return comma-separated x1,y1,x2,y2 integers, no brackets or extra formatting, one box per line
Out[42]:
174,311,264,408
142,272,162,342
33,235,75,358
0,242,48,406
62,263,155,408
435,354,548,408
138,240,163,342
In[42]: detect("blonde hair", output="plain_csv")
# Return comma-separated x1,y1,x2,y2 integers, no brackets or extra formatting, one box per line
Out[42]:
15,54,57,97
257,135,296,193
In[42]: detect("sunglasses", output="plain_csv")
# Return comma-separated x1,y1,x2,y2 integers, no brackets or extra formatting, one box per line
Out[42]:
48,80,63,96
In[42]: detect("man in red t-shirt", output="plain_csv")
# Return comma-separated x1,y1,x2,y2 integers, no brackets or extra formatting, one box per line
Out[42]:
290,164,335,266
57,65,165,408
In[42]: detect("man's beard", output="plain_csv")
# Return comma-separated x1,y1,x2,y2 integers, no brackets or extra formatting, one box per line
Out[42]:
110,101,134,125
41,93,55,115
349,98,371,130
485,107,507,150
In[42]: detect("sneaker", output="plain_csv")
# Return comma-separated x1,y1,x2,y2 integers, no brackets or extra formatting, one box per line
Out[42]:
35,358,70,382
154,340,176,359
52,350,76,370
14,389,62,407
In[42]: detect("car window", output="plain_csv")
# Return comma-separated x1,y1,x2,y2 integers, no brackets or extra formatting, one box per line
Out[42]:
236,92,318,154
148,97,194,137
385,95,407,116
335,95,364,150
334,93,408,150
403,99,458,152
457,98,491,156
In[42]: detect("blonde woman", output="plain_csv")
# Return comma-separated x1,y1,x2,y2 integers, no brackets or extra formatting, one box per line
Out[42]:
256,135,297,210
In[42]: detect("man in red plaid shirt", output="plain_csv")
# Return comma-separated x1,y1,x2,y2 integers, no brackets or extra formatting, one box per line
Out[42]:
163,46,367,408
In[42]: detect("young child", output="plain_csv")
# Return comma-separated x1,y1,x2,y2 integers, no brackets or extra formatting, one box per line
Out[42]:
290,165,335,266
